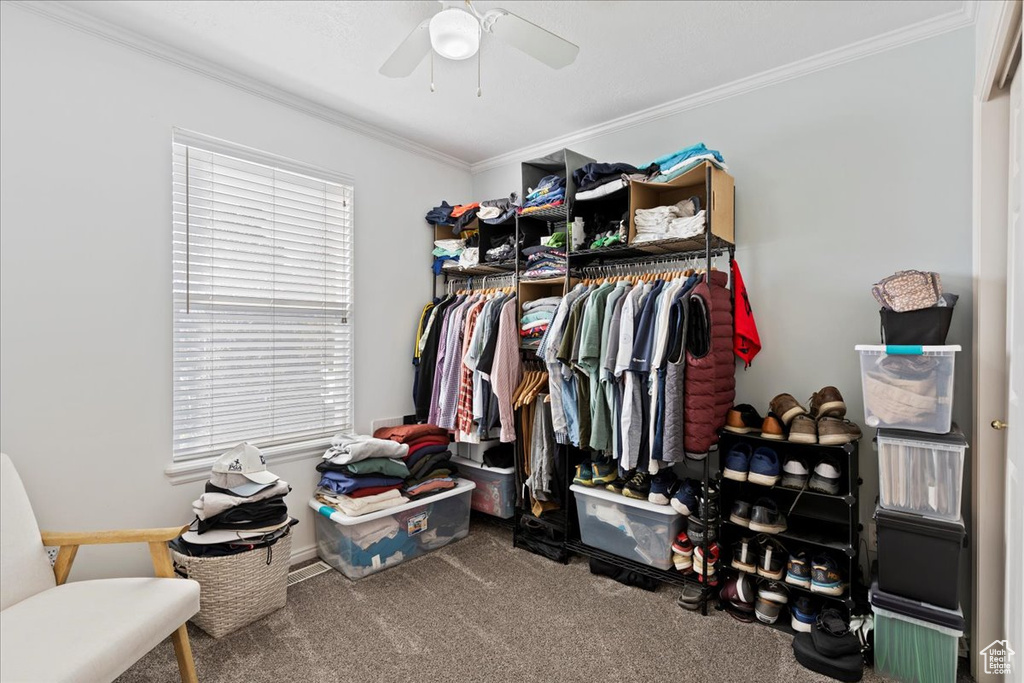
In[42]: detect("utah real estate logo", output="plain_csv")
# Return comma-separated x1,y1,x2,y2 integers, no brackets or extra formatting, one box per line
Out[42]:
980,640,1015,676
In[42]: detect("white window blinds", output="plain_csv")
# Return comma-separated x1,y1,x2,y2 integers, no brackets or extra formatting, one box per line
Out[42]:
172,134,353,462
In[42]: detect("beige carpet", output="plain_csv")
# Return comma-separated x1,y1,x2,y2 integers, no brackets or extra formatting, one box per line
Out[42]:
119,520,907,683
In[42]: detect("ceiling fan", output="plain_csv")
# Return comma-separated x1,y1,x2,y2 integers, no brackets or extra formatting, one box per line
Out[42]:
379,0,579,94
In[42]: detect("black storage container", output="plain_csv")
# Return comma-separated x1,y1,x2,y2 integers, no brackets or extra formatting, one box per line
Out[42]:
879,299,956,345
875,507,965,609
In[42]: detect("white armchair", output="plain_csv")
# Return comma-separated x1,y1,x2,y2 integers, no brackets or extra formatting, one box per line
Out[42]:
0,453,201,682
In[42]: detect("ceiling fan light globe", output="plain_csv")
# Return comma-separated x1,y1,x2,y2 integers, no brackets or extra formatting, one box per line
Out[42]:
429,8,481,60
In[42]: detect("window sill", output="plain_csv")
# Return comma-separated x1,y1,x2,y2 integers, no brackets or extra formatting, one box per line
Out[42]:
164,437,331,485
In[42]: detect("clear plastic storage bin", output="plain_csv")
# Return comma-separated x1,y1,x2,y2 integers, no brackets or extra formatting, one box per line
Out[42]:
876,425,967,521
451,456,515,519
311,479,474,580
870,583,963,683
571,484,684,570
856,345,960,434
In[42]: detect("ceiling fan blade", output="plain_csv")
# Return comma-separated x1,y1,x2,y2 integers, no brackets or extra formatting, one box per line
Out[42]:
485,10,578,69
379,19,432,78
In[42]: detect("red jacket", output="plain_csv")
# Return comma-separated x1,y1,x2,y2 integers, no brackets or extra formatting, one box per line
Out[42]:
684,271,736,456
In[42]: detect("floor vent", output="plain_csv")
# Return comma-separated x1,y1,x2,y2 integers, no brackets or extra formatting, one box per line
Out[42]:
287,561,332,587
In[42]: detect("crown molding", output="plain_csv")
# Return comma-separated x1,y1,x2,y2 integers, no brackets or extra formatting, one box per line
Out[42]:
6,0,471,172
468,2,978,174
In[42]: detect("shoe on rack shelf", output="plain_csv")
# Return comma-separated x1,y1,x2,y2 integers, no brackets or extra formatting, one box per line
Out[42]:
809,386,847,419
672,531,694,557
677,583,704,611
786,550,812,589
606,468,630,495
788,414,818,444
761,412,786,440
748,497,787,534
756,535,787,580
573,462,594,487
791,596,820,633
748,447,781,486
755,581,790,625
725,404,763,434
673,554,693,572
687,512,719,545
648,468,678,505
592,460,617,485
769,393,808,426
810,554,845,596
670,478,700,516
622,470,651,500
723,443,753,481
809,458,842,495
781,456,810,490
693,542,720,576
729,499,752,528
731,536,757,573
817,417,862,446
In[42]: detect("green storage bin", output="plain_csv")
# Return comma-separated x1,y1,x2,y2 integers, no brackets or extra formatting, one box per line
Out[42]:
871,583,963,683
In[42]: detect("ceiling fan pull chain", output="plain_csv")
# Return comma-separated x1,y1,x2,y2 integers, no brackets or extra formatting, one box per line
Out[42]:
430,50,436,93
477,45,482,97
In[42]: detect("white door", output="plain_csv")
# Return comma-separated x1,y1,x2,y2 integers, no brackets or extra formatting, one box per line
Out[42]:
1006,63,1022,683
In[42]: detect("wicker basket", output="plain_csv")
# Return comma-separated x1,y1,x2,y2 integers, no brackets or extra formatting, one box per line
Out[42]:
171,532,291,638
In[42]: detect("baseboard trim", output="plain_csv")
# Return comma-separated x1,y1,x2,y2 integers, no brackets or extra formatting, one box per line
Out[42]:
289,543,319,568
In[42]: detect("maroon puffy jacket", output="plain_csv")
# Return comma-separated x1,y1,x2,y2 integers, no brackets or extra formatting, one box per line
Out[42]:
684,270,735,457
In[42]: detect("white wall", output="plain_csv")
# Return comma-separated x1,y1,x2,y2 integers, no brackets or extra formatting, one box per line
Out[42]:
475,28,976,573
0,4,471,579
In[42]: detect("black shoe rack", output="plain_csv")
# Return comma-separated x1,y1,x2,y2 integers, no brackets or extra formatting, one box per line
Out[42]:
716,431,862,634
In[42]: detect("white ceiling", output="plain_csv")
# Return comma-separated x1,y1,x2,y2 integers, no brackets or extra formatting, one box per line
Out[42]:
68,0,967,165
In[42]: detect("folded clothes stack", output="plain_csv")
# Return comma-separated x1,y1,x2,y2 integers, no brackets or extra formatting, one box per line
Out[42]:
477,193,518,224
433,237,465,274
572,162,651,201
485,234,515,262
316,433,412,516
521,296,561,347
425,201,455,226
372,424,460,500
519,175,566,214
642,142,727,184
172,442,296,558
633,196,706,244
521,244,566,279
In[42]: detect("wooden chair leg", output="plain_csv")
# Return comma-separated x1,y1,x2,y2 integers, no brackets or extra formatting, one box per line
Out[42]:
170,624,198,683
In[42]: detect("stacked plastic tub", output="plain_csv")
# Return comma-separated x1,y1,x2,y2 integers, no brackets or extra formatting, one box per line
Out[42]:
856,344,966,683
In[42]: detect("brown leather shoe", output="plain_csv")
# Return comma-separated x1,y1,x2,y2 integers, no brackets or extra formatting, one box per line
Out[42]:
769,393,807,425
725,404,762,434
817,417,862,445
761,413,786,440
809,386,847,419
788,414,818,444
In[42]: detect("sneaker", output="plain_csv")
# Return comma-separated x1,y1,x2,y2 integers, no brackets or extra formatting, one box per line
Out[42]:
723,443,753,481
592,460,617,485
817,417,863,446
769,393,808,425
622,470,650,500
760,412,786,440
687,513,718,545
572,462,594,487
606,468,630,494
673,554,693,572
729,499,752,527
755,582,789,624
725,404,762,434
697,491,720,521
759,580,790,605
748,447,781,486
676,583,704,610
731,536,757,573
810,554,845,596
791,596,820,633
809,458,842,495
781,456,810,489
786,550,812,588
748,497,787,534
788,414,818,444
671,531,694,557
670,478,700,516
647,469,678,505
693,542,719,576
809,386,847,419
756,535,787,580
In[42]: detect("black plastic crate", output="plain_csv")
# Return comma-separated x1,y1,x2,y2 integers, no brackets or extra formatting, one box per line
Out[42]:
875,507,965,609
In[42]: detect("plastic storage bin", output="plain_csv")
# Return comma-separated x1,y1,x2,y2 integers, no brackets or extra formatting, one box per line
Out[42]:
855,344,960,434
571,484,684,570
876,425,967,521
875,506,965,609
870,582,963,683
451,456,515,519
311,479,475,579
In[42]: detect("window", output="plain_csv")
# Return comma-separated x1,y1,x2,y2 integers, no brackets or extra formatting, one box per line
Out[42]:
172,131,353,463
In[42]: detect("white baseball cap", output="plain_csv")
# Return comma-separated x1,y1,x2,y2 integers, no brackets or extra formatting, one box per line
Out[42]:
212,443,279,485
